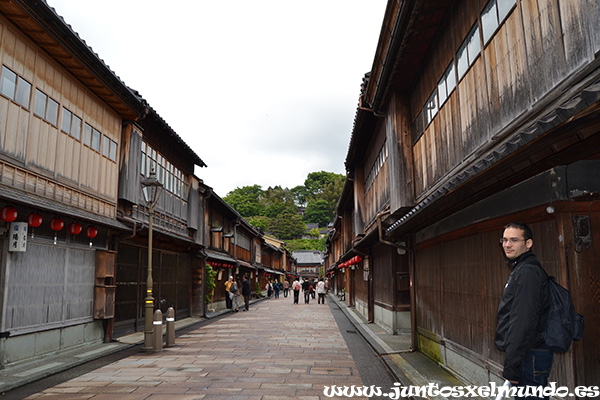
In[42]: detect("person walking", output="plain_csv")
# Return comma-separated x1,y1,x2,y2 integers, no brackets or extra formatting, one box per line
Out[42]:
302,279,311,304
495,222,552,399
266,281,273,299
316,278,326,304
283,280,289,297
274,280,280,299
292,279,300,304
242,274,251,311
230,278,240,312
224,276,233,309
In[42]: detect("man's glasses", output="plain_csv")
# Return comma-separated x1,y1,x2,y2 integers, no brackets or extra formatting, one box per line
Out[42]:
499,238,526,244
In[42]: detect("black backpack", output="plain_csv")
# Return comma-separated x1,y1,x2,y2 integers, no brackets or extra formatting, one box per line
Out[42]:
544,276,584,353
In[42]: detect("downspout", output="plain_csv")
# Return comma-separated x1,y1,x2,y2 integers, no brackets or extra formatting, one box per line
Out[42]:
377,211,417,351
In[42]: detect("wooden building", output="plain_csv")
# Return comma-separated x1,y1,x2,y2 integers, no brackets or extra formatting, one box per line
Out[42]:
335,0,599,388
257,238,285,291
204,192,261,309
293,250,323,280
0,1,145,366
114,104,206,336
264,236,297,283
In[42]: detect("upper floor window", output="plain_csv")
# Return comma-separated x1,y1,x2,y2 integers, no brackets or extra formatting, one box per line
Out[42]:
365,141,388,191
83,123,101,152
234,232,251,251
457,24,481,80
0,65,31,108
61,107,82,141
437,62,456,107
141,141,186,199
33,89,59,126
482,0,517,44
424,90,439,127
102,135,117,162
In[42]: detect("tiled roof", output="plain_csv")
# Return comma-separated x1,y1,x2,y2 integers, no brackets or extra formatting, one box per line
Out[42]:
292,250,323,265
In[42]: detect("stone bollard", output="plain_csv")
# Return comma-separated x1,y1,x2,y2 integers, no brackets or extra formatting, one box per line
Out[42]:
166,307,175,347
153,309,163,352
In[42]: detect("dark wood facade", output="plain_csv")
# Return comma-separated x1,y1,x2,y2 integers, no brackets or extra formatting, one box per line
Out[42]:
331,0,600,388
0,0,144,366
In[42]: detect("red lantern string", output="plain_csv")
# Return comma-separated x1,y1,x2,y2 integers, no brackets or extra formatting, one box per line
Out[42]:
27,213,43,239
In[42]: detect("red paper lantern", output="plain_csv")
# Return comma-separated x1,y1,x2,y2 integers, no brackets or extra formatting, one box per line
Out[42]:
27,213,43,239
50,217,64,231
1,206,17,223
50,217,64,244
356,256,362,263
86,226,98,248
85,226,98,238
27,213,43,227
69,222,82,235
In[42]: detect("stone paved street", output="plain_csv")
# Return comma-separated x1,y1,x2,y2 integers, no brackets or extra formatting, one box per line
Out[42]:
25,296,368,400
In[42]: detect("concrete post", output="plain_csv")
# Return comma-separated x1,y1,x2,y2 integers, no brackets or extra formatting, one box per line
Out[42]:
166,307,175,347
153,309,163,352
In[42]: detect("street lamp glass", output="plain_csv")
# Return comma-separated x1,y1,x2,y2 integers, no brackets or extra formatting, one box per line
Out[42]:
140,169,163,207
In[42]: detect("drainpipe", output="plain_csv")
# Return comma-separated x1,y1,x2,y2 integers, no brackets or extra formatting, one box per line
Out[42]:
376,211,417,351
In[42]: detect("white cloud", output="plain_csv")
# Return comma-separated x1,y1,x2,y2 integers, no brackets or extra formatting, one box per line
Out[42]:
46,0,387,195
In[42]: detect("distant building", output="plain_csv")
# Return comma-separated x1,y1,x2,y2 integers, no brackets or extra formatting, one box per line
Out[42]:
292,250,323,279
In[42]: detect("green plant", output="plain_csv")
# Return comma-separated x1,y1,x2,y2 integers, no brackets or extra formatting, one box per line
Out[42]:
255,281,263,297
205,264,217,304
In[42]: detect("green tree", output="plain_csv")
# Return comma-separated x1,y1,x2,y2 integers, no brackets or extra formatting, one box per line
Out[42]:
316,177,345,221
248,215,270,232
304,199,331,226
205,264,217,304
223,185,264,217
270,207,306,240
291,185,309,208
285,237,326,252
304,171,344,200
310,228,321,238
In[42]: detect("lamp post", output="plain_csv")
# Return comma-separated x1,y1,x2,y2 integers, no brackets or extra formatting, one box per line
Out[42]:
140,168,163,350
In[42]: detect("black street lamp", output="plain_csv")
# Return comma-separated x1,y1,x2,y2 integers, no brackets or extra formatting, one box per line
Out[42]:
140,168,163,350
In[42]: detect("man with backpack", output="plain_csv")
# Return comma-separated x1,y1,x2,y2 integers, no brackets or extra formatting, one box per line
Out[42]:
495,222,552,399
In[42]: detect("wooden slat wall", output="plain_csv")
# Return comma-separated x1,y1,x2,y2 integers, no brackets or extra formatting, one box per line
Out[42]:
410,0,598,200
0,17,121,208
4,243,95,333
372,244,394,309
415,217,581,388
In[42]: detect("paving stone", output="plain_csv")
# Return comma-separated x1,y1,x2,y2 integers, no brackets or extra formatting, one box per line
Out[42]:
24,297,365,399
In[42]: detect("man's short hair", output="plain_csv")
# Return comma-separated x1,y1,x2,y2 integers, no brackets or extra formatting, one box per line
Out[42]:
504,222,533,241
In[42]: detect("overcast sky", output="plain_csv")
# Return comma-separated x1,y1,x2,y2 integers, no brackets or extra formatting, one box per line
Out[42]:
46,0,387,197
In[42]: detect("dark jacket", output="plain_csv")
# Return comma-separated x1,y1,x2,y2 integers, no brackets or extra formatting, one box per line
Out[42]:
495,251,550,382
242,278,251,296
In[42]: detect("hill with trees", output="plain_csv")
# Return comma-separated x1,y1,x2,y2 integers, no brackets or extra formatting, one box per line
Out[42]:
223,171,345,250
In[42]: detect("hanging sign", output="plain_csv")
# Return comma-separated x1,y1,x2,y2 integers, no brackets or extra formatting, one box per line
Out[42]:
9,222,27,252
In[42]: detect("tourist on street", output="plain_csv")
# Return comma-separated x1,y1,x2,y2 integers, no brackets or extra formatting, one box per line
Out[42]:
230,278,240,312
302,279,311,304
317,278,326,304
292,279,301,304
283,280,289,297
266,281,273,298
224,276,233,309
274,280,281,298
242,274,251,311
496,222,552,398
